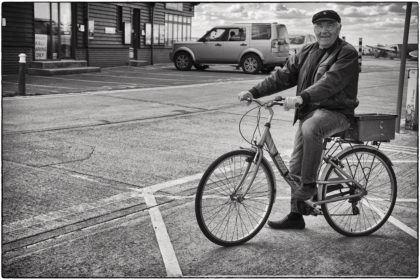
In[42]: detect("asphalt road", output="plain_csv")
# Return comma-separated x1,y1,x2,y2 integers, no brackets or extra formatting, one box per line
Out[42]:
2,57,418,277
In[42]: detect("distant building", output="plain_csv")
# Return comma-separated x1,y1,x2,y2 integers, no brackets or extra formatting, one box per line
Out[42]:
2,2,198,74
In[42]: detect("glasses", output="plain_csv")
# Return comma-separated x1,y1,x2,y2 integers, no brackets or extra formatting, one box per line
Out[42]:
314,22,338,32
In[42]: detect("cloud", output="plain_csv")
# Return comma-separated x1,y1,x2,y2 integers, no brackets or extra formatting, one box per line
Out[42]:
227,4,244,13
386,3,406,14
192,3,418,45
275,4,288,11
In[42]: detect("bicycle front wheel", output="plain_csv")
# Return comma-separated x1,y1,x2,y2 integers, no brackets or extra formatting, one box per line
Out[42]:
195,149,275,246
321,146,397,236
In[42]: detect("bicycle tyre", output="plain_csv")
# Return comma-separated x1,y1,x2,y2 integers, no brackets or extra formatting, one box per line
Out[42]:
195,149,275,246
320,145,397,237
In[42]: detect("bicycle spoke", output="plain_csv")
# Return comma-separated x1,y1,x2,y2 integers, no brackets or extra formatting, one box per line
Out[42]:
196,151,274,245
322,148,396,236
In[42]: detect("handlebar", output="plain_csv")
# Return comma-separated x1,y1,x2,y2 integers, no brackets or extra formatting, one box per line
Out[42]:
243,96,284,108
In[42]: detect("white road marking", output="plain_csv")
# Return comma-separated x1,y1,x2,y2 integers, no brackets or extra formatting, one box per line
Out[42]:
141,173,204,194
2,81,76,89
3,79,262,100
387,215,418,239
80,73,183,81
381,148,418,155
27,75,138,85
143,193,183,277
70,173,101,183
362,200,417,239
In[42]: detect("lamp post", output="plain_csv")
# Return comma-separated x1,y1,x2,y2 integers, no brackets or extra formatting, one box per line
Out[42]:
396,2,412,132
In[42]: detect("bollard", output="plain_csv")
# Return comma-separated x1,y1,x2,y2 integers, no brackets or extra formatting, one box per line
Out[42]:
358,38,362,72
17,53,26,95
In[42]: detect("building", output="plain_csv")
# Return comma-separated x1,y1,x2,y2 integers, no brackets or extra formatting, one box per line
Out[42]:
2,2,198,74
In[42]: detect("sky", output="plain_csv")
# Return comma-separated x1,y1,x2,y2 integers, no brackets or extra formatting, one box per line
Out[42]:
191,2,419,46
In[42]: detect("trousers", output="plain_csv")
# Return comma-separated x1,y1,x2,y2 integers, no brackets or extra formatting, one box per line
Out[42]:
288,108,350,212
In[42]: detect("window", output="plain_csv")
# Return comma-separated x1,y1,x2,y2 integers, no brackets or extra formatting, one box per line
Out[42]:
145,23,165,45
34,2,73,60
165,14,192,46
206,28,228,41
251,24,271,40
276,24,288,44
289,35,305,44
117,6,123,31
227,28,246,41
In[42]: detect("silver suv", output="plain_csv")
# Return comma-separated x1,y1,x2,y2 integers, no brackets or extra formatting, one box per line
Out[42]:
169,23,290,74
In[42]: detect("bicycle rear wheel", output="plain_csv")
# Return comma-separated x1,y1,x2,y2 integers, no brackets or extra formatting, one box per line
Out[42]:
321,146,397,236
195,149,275,246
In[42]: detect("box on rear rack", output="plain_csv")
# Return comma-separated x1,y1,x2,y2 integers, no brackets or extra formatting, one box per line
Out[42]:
344,114,397,142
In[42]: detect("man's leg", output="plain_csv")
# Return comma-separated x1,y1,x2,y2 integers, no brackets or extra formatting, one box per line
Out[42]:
293,109,350,200
268,121,306,229
288,122,304,213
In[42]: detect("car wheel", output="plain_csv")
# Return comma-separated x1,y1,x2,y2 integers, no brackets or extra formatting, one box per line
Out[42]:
261,66,275,74
241,54,262,74
174,52,193,71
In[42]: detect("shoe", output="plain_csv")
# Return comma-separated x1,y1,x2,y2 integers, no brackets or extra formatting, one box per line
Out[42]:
267,213,305,230
292,184,317,201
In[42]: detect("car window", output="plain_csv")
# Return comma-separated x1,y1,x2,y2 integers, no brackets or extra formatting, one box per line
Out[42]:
289,35,305,44
206,28,228,41
276,24,288,44
228,28,246,41
251,24,271,40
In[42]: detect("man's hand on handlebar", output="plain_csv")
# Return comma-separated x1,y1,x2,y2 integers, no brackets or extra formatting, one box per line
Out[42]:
238,91,253,104
283,96,303,111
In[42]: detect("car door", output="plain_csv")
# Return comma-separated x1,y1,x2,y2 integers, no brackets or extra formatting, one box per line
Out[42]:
193,28,228,63
219,28,249,63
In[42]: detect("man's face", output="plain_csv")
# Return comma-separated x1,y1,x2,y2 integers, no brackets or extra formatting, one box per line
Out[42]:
313,21,341,49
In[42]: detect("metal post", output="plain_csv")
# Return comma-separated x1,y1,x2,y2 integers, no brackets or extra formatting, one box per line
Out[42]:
358,37,362,72
396,2,412,132
84,3,90,66
342,36,346,41
17,53,26,95
150,3,155,65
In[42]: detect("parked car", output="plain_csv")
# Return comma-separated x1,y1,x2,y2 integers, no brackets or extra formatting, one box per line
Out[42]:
288,34,316,55
169,23,290,74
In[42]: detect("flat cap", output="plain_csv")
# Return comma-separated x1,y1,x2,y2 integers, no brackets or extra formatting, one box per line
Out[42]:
312,10,341,23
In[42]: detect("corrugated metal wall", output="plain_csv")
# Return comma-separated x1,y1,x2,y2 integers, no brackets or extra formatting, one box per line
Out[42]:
1,2,196,72
2,2,34,73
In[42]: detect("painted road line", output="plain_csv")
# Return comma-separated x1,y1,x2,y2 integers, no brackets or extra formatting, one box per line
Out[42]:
3,79,262,100
2,81,76,89
362,200,417,239
381,148,417,156
387,215,418,239
144,193,183,277
142,173,204,194
28,75,138,85
383,143,418,151
86,73,185,81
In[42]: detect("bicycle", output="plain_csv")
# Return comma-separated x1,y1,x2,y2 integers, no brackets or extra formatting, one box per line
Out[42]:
195,96,397,246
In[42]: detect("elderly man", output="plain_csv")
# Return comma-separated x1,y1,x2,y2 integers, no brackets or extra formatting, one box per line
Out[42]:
238,10,359,229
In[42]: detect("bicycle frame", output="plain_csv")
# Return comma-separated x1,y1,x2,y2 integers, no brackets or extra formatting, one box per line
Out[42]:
236,102,367,211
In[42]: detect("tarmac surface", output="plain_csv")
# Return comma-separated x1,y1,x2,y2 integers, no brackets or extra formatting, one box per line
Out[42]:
1,56,418,277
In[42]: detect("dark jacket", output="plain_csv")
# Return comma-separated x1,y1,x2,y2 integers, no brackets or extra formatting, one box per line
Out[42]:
249,38,359,123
